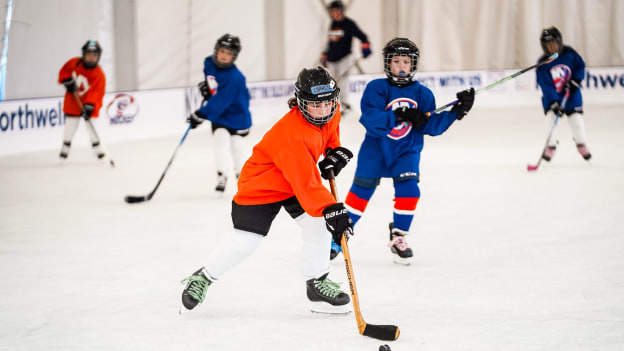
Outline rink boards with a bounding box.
[1,66,622,156]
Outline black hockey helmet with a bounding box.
[327,0,345,11]
[81,40,102,69]
[540,26,563,55]
[213,34,241,68]
[383,38,419,86]
[295,67,340,127]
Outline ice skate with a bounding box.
[215,172,227,195]
[180,267,213,313]
[541,146,556,162]
[576,143,592,161]
[92,141,106,159]
[306,273,351,314]
[59,141,71,159]
[329,238,342,260]
[388,222,413,265]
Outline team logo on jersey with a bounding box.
[385,97,417,140]
[106,93,139,124]
[206,75,218,96]
[328,29,345,42]
[73,72,90,96]
[549,64,572,93]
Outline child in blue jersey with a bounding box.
[187,34,253,194]
[330,38,475,264]
[536,26,591,162]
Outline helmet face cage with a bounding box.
[295,68,340,127]
[296,93,340,127]
[213,34,241,68]
[383,38,419,86]
[81,40,102,68]
[540,27,563,55]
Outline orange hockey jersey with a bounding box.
[233,106,342,217]
[58,57,106,117]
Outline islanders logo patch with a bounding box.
[549,64,572,93]
[385,97,418,140]
[106,93,139,124]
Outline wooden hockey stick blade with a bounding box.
[362,323,400,341]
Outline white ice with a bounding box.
[1,101,624,351]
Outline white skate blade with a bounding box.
[310,301,352,315]
[392,254,412,266]
[179,303,198,315]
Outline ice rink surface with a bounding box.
[1,102,623,350]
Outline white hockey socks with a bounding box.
[213,128,232,175]
[204,229,263,280]
[567,113,588,145]
[231,134,246,176]
[62,116,81,144]
[545,111,559,147]
[296,214,331,281]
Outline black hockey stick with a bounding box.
[426,52,559,116]
[72,91,115,167]
[328,171,400,341]
[124,125,192,204]
[527,89,570,171]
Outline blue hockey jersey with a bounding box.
[355,78,458,180]
[198,56,252,130]
[536,46,585,112]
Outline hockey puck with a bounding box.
[379,345,391,351]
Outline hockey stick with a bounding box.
[328,170,400,341]
[527,89,570,172]
[124,125,193,204]
[71,91,115,167]
[426,52,559,116]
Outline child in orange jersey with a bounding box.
[58,40,107,161]
[181,67,354,315]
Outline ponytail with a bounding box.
[287,96,297,109]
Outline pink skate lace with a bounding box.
[388,235,408,251]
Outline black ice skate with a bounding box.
[388,222,413,265]
[59,141,71,159]
[215,172,227,194]
[92,141,106,159]
[180,267,213,313]
[306,273,350,314]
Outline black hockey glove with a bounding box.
[198,80,212,100]
[547,101,564,116]
[81,104,95,120]
[451,87,475,120]
[565,79,581,95]
[62,77,76,93]
[318,147,353,180]
[323,203,353,246]
[394,106,428,128]
[187,110,206,129]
